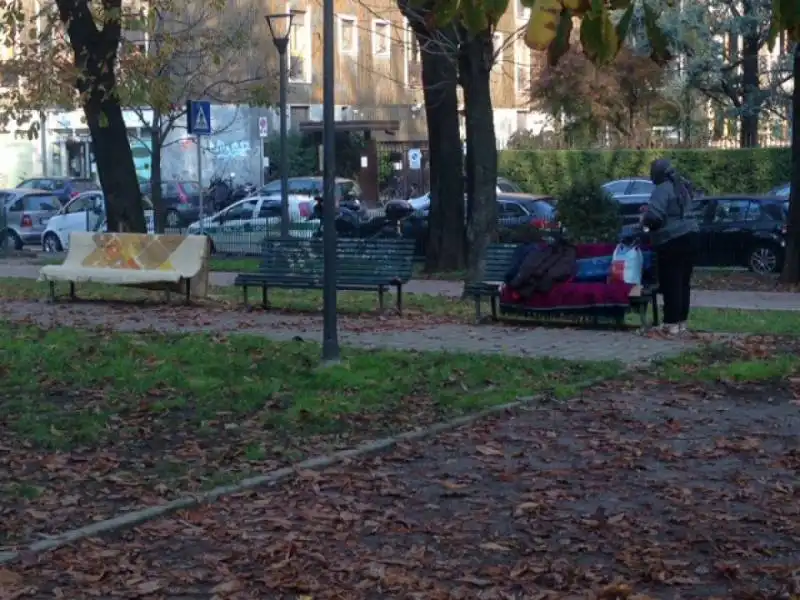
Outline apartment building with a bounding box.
[255,0,549,144]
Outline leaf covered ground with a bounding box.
[5,339,800,599]
[0,322,619,551]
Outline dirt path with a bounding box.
[6,378,799,599]
[0,299,692,362]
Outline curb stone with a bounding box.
[0,375,616,565]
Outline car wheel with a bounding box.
[748,245,780,274]
[166,210,181,229]
[3,229,23,251]
[42,233,63,253]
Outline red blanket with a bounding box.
[500,281,634,310]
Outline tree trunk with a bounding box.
[779,44,800,284]
[739,0,760,148]
[460,31,497,285]
[57,0,146,233]
[417,27,466,272]
[150,109,165,233]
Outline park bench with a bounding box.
[465,242,660,328]
[234,238,416,313]
[38,232,211,303]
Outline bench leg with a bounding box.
[242,286,248,308]
[185,279,191,305]
[490,295,498,321]
[261,286,269,309]
[651,293,660,327]
[395,284,403,315]
[474,296,482,324]
[378,286,385,311]
[48,281,56,302]
[69,282,75,300]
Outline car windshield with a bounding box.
[497,178,523,193]
[72,180,98,192]
[181,182,201,195]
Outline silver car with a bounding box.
[1,188,62,249]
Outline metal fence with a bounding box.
[376,141,430,202]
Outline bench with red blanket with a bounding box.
[465,242,659,326]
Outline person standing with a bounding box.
[641,158,699,336]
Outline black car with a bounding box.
[692,195,786,273]
[140,180,211,227]
[17,176,99,205]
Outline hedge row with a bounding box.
[498,148,791,196]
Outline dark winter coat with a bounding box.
[508,241,577,298]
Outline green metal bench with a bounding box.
[463,243,517,322]
[234,238,416,313]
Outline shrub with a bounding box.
[498,148,791,197]
[496,224,545,244]
[556,180,622,243]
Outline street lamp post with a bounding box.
[265,13,294,239]
[321,0,340,363]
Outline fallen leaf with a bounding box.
[475,445,504,456]
[479,542,512,552]
[211,579,243,595]
[0,568,23,586]
[134,580,164,596]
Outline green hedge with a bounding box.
[498,148,791,196]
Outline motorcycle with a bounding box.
[311,197,415,240]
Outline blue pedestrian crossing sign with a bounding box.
[187,100,211,135]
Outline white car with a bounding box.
[42,192,155,252]
[186,195,319,254]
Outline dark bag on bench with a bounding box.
[509,239,577,298]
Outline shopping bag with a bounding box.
[609,243,643,285]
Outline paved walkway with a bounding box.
[2,262,799,311]
[0,300,692,364]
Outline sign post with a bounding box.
[187,100,212,234]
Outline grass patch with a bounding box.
[0,322,621,452]
[652,340,800,383]
[686,307,800,335]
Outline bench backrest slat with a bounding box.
[258,238,415,284]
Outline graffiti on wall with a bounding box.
[161,105,273,186]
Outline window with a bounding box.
[373,20,391,58]
[628,180,654,195]
[65,196,94,214]
[714,199,750,223]
[288,9,311,83]
[220,199,258,221]
[492,33,503,71]
[23,195,59,211]
[404,22,421,88]
[603,180,629,196]
[338,16,357,55]
[514,38,531,95]
[497,178,521,193]
[258,202,281,219]
[500,202,525,217]
[744,201,763,221]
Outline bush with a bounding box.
[496,224,545,244]
[556,180,622,243]
[498,148,791,197]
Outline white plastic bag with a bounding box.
[609,243,643,285]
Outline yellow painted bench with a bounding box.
[38,232,211,303]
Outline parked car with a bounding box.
[17,176,99,205]
[140,180,209,228]
[496,177,525,193]
[42,192,155,252]
[186,195,319,254]
[769,182,790,198]
[0,189,62,249]
[691,195,787,273]
[602,178,655,226]
[259,177,362,202]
